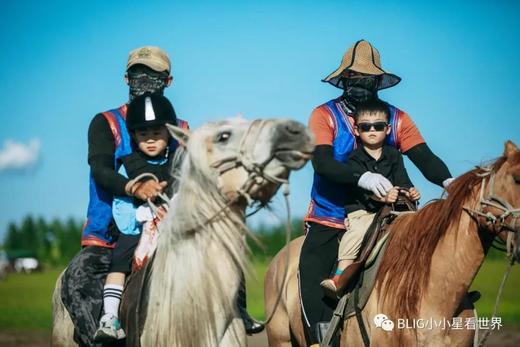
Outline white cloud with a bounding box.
[0,139,41,172]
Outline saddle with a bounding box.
[341,194,417,297]
[332,195,417,298]
[319,195,417,346]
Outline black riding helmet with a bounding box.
[126,92,177,131]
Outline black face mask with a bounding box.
[343,76,379,104]
[128,72,168,101]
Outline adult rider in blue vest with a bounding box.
[60,46,175,347]
[60,46,262,346]
[300,40,455,346]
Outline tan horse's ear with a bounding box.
[504,140,519,158]
[167,123,191,146]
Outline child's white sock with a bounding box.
[103,284,124,317]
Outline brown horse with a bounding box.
[265,140,520,347]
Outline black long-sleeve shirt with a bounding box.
[344,145,413,214]
[88,113,161,197]
[311,143,451,187]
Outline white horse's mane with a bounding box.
[141,123,248,346]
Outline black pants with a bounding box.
[298,222,344,344]
[110,234,140,273]
[61,246,112,347]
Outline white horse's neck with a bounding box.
[141,163,247,347]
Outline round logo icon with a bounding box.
[381,319,395,331]
[373,313,389,328]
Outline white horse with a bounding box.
[52,117,315,346]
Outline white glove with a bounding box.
[443,177,454,189]
[357,172,393,198]
[136,203,154,223]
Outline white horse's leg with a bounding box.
[51,270,77,347]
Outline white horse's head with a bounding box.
[167,118,315,206]
[142,118,314,347]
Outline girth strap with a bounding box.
[354,271,370,347]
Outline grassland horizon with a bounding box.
[0,257,518,333]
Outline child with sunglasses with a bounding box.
[320,99,420,297]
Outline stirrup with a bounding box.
[316,321,330,343]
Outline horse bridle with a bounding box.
[463,166,520,261]
[134,121,297,329]
[209,119,295,326]
[462,166,519,347]
[209,119,293,205]
[141,119,293,221]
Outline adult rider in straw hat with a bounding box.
[300,39,454,346]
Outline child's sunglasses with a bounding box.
[357,121,388,133]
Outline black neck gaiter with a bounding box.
[342,76,379,106]
[128,73,167,101]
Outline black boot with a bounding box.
[237,275,265,335]
[468,290,481,303]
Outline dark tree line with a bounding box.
[1,215,304,266]
[2,214,505,267]
[2,216,82,266]
[247,218,305,260]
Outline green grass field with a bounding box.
[0,258,518,332]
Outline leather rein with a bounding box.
[463,166,520,259]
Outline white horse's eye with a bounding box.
[216,131,231,143]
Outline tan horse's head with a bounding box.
[167,118,315,205]
[488,141,520,260]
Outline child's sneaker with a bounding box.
[93,313,126,341]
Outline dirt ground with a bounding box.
[0,329,519,346]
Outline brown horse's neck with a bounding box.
[422,205,488,319]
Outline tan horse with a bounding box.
[265,141,520,347]
[52,118,315,346]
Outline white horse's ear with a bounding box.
[167,123,191,146]
[504,140,519,158]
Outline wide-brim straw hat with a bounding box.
[322,40,401,90]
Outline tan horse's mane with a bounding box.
[375,155,508,320]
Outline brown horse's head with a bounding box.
[376,140,520,321]
[490,141,520,260]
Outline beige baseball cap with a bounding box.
[127,46,171,73]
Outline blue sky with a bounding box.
[0,0,519,240]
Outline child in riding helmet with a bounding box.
[320,99,421,298]
[94,92,177,341]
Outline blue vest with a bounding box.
[81,105,189,247]
[82,106,132,247]
[304,98,401,229]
